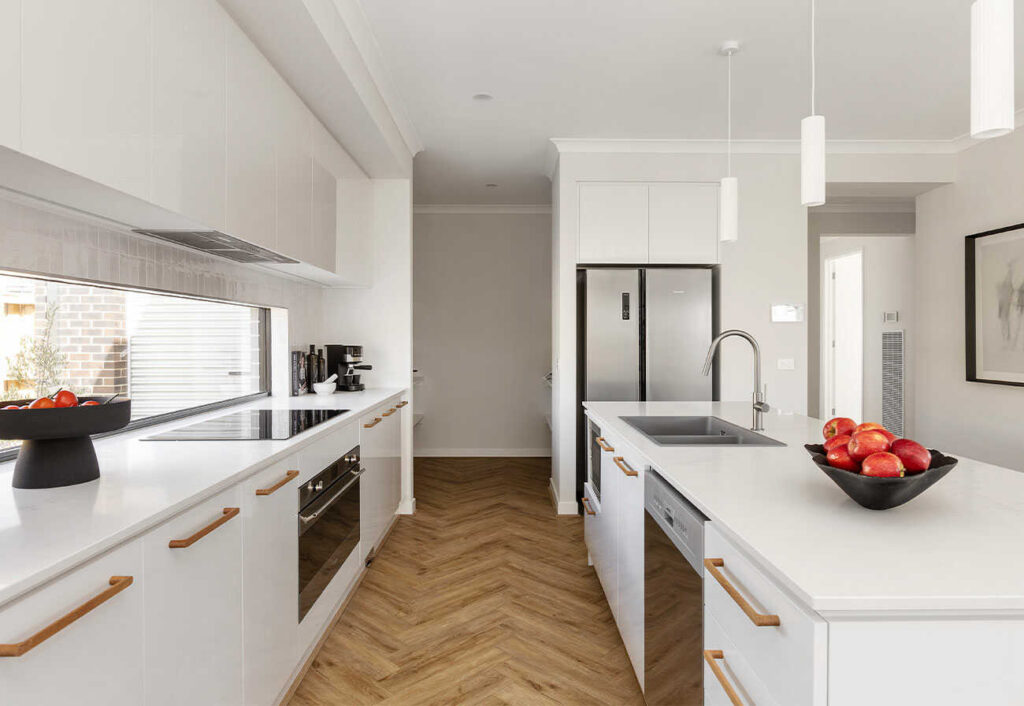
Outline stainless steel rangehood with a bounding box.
[131,229,298,265]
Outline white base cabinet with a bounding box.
[143,487,244,706]
[0,540,145,704]
[360,400,404,559]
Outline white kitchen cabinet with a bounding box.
[337,174,375,285]
[275,89,313,264]
[144,486,244,706]
[225,18,278,252]
[0,540,145,704]
[578,182,649,263]
[0,0,20,149]
[241,457,302,705]
[648,182,719,264]
[613,446,645,687]
[360,401,403,559]
[312,158,339,273]
[151,0,227,230]
[21,0,152,200]
[704,610,780,706]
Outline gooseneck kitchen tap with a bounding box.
[701,329,770,431]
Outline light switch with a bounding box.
[777,358,796,371]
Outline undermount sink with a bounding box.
[620,415,786,447]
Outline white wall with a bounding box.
[916,129,1024,470]
[819,235,915,429]
[412,210,552,456]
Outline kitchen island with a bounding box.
[585,400,1024,706]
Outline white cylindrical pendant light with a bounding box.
[719,176,739,242]
[971,0,1014,139]
[801,115,826,207]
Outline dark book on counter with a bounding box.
[291,351,308,396]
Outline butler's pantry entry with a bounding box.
[822,250,864,421]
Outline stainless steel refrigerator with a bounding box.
[577,267,716,504]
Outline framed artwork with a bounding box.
[966,223,1024,387]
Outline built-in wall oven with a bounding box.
[298,446,363,621]
[587,420,603,501]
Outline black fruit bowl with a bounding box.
[804,444,958,511]
[0,398,131,489]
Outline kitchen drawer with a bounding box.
[298,419,359,484]
[582,481,599,563]
[704,524,827,706]
[704,610,779,706]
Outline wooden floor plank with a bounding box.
[288,457,643,705]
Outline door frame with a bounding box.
[820,249,864,420]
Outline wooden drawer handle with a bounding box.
[168,508,239,548]
[395,401,408,408]
[0,576,134,658]
[703,650,743,706]
[581,497,596,515]
[382,408,397,417]
[255,470,299,496]
[364,417,382,429]
[704,558,781,627]
[596,436,615,453]
[613,456,638,477]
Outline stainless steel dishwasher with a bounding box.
[644,468,706,705]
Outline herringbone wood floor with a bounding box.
[289,457,645,705]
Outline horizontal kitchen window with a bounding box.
[0,271,269,458]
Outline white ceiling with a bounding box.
[360,0,1019,204]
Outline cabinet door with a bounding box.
[0,0,19,149]
[144,487,244,706]
[614,451,645,688]
[275,91,313,264]
[597,447,621,618]
[360,408,389,558]
[385,404,403,521]
[0,540,144,704]
[311,157,339,272]
[578,182,649,263]
[241,459,302,705]
[22,0,151,200]
[648,182,719,264]
[151,0,227,230]
[225,20,277,251]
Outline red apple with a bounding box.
[826,444,860,472]
[28,397,55,409]
[890,439,932,473]
[824,434,851,452]
[823,417,857,440]
[877,429,897,444]
[854,422,886,435]
[1,405,20,410]
[848,430,891,462]
[861,452,905,478]
[53,390,78,408]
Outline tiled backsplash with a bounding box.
[0,193,323,344]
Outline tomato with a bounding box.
[28,397,55,409]
[1,405,20,410]
[53,390,78,408]
[80,400,101,406]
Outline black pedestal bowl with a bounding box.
[0,398,132,489]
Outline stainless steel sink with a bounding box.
[620,416,786,447]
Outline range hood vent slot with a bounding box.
[132,229,298,265]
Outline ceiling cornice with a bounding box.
[550,137,965,156]
[414,204,552,215]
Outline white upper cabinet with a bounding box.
[648,182,719,264]
[312,158,339,273]
[21,0,152,201]
[0,0,20,149]
[225,19,278,252]
[578,182,649,263]
[577,181,720,265]
[274,87,313,265]
[151,0,227,231]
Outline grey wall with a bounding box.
[807,211,916,418]
[413,211,552,456]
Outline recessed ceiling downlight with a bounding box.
[472,93,494,101]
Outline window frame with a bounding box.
[0,269,272,463]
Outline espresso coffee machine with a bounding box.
[325,345,372,392]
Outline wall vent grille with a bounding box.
[882,330,905,437]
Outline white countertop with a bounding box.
[585,401,1024,614]
[0,388,406,607]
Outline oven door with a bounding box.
[588,421,602,500]
[298,467,362,621]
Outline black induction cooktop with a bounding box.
[144,409,348,441]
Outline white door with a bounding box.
[241,458,302,705]
[823,251,864,420]
[144,487,244,706]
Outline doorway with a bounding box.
[822,251,863,420]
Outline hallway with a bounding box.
[288,457,644,705]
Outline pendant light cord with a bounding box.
[810,0,816,115]
[727,50,733,176]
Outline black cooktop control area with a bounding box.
[144,409,347,441]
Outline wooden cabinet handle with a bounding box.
[596,436,615,453]
[581,497,596,515]
[613,456,638,477]
[255,470,299,496]
[0,576,134,658]
[703,650,743,706]
[395,401,408,408]
[704,558,781,627]
[382,408,397,417]
[168,507,239,549]
[364,417,382,429]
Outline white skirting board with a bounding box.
[414,448,552,457]
[549,476,580,515]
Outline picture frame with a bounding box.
[966,223,1024,387]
